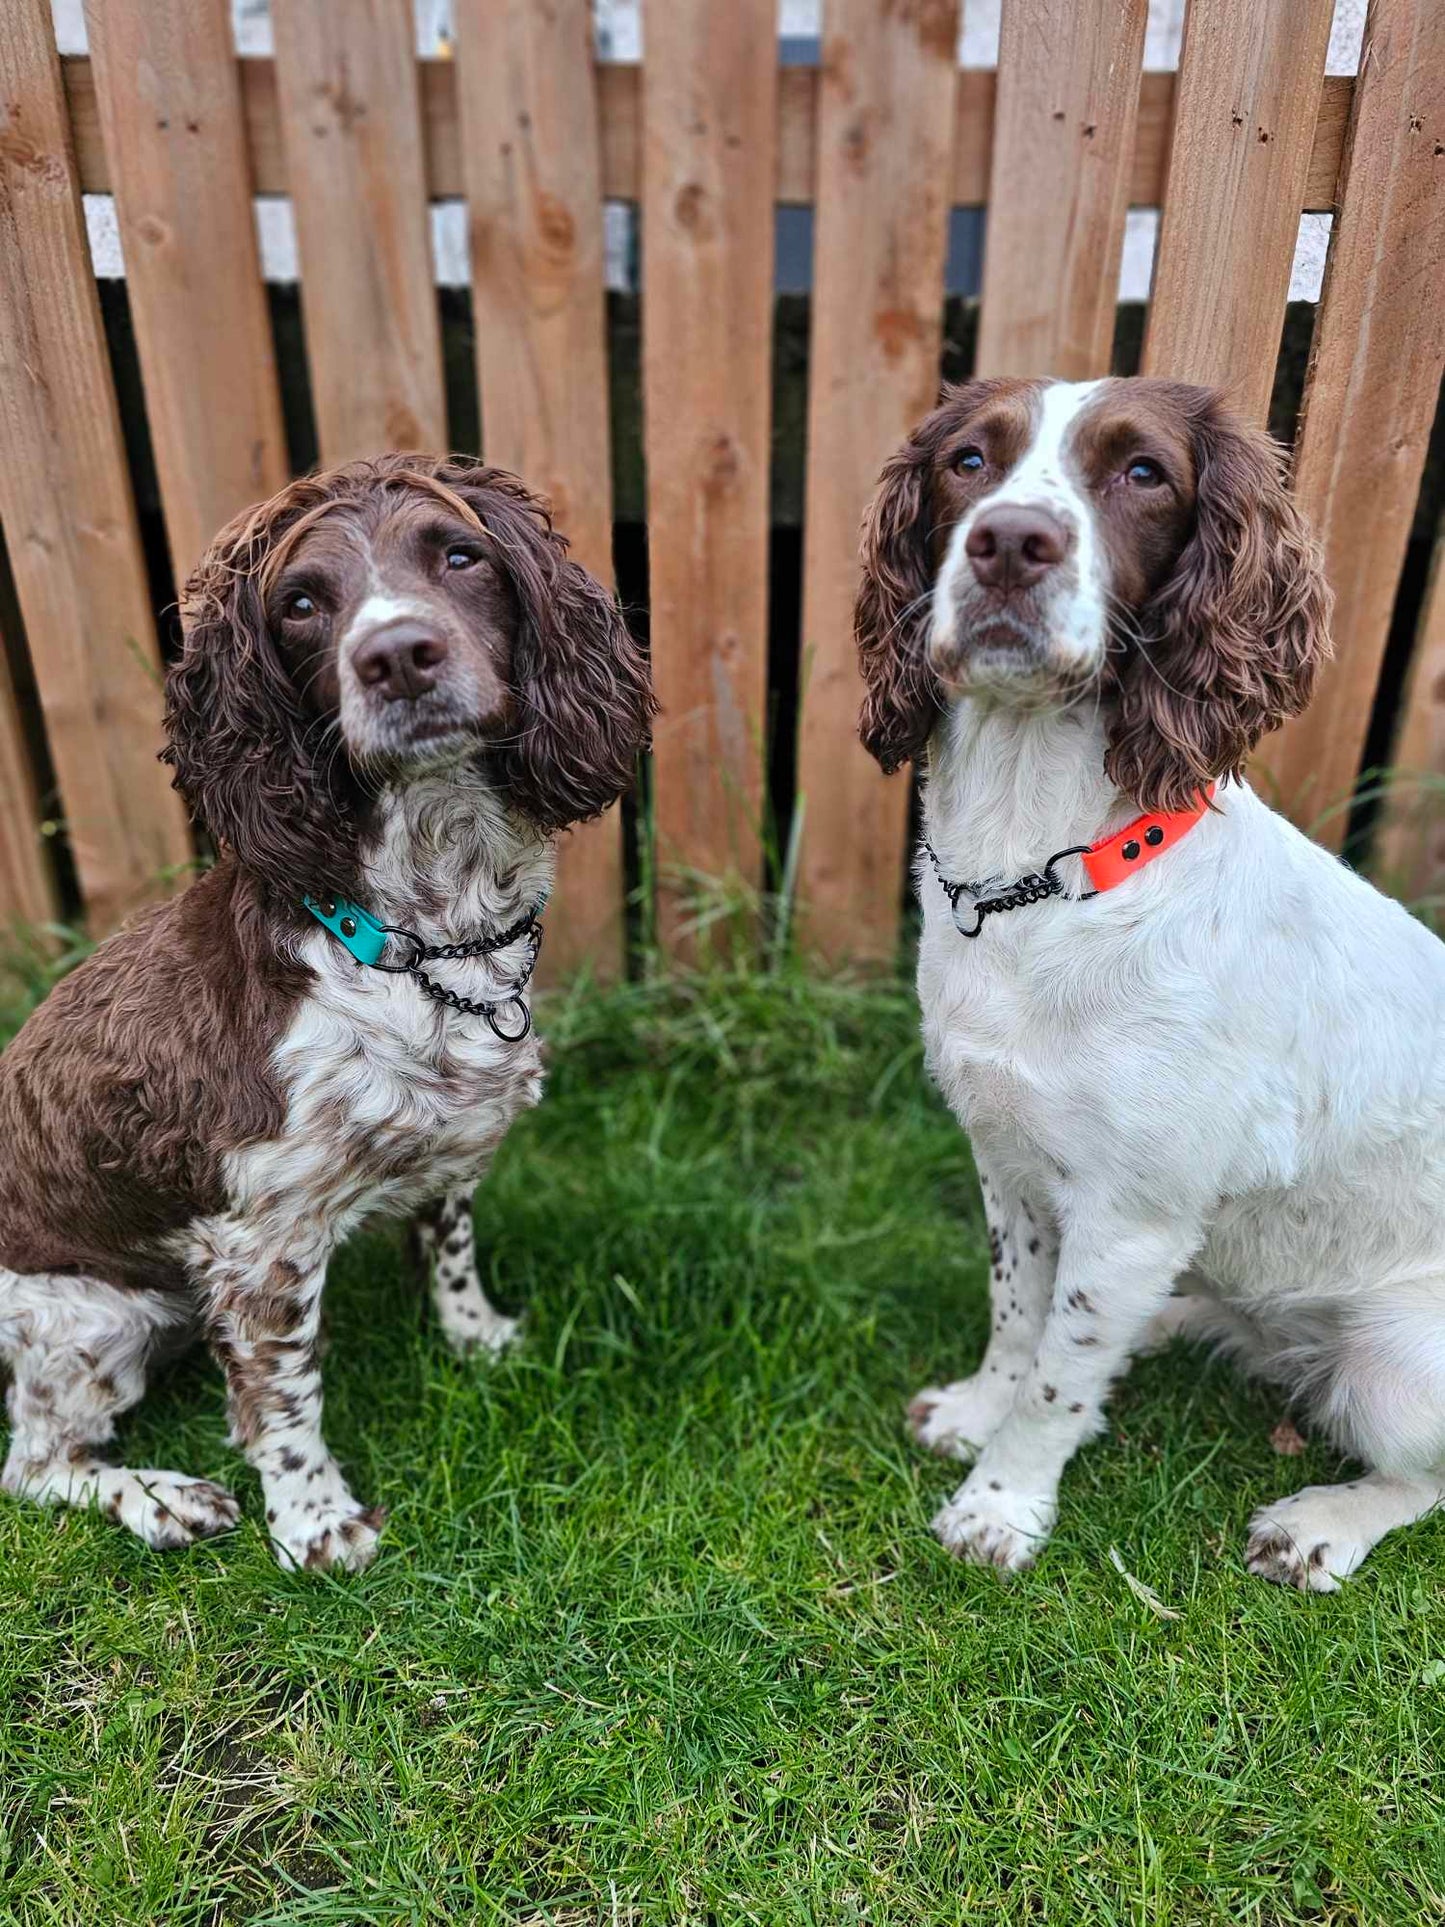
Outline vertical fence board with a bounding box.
[271,0,446,465]
[0,625,55,930]
[1254,0,1445,838]
[83,0,287,584]
[1377,533,1445,902]
[456,0,623,977]
[977,0,1146,379]
[793,0,960,964]
[641,0,777,945]
[1142,0,1334,421]
[0,0,191,930]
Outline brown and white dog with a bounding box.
[0,455,653,1570]
[861,377,1445,1589]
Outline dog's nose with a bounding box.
[352,621,450,702]
[965,505,1071,594]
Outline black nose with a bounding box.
[353,621,450,702]
[965,505,1071,594]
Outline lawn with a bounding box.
[0,949,1442,1924]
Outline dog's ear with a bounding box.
[433,462,655,830]
[164,486,364,904]
[1105,392,1333,812]
[856,423,947,774]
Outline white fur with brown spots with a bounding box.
[0,457,653,1571]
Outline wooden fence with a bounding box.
[0,0,1443,974]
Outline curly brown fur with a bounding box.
[1,453,653,1569]
[857,381,1039,774]
[1104,395,1332,811]
[416,464,656,830]
[164,454,654,905]
[0,859,304,1292]
[853,378,1331,808]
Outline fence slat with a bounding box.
[641,0,777,941]
[792,0,960,964]
[0,626,56,930]
[453,0,623,979]
[0,0,191,930]
[977,0,1146,378]
[1377,534,1445,901]
[84,0,287,584]
[271,0,446,465]
[1142,0,1335,421]
[1254,0,1445,838]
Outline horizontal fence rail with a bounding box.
[0,0,1441,969]
[60,57,1357,215]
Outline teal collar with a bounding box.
[301,890,546,1041]
[302,895,392,967]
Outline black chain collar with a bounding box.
[922,840,1096,939]
[365,908,543,1040]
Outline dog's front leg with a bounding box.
[907,1158,1058,1459]
[204,1245,381,1572]
[413,1187,521,1357]
[931,1214,1199,1572]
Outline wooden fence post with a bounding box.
[641,0,777,951]
[976,0,1147,380]
[271,0,447,466]
[792,0,959,965]
[455,0,626,978]
[1377,533,1445,904]
[0,620,56,931]
[0,0,191,931]
[1253,0,1445,838]
[83,0,288,585]
[1142,0,1335,422]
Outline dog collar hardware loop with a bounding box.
[302,893,545,1041]
[925,786,1214,939]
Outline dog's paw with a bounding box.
[932,1479,1056,1572]
[440,1306,523,1360]
[907,1376,1014,1461]
[271,1499,385,1574]
[120,1471,241,1550]
[1245,1487,1371,1593]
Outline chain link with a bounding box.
[923,841,1094,939]
[375,912,543,1040]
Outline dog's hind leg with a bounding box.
[1246,1470,1443,1592]
[1246,1278,1445,1590]
[413,1187,520,1358]
[1138,1282,1262,1361]
[0,1269,237,1547]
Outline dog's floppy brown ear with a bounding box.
[432,461,655,830]
[1105,392,1332,812]
[856,431,945,774]
[164,484,366,904]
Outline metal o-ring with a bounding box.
[1145,824,1165,847]
[487,998,532,1043]
[1122,839,1141,861]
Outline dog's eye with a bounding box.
[953,447,986,474]
[445,546,482,571]
[282,591,317,621]
[1124,458,1164,487]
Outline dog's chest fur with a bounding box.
[915,705,1136,1155]
[221,776,552,1239]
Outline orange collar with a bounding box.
[924,785,1214,938]
[1080,785,1215,893]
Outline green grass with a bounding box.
[1,953,1444,1924]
